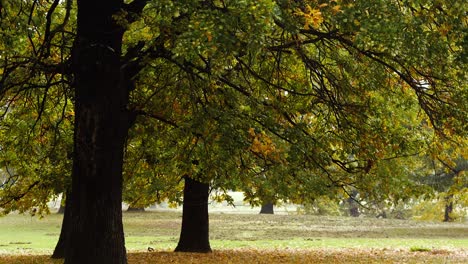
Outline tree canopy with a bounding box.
[0,0,466,262]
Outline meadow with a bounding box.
[0,211,466,263]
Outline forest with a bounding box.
[0,0,466,263]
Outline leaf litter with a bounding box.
[0,248,466,264]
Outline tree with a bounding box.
[346,189,360,217]
[418,151,468,222]
[64,0,131,261]
[1,0,146,262]
[175,176,211,253]
[259,202,274,214]
[106,0,467,252]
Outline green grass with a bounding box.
[0,211,467,255]
[410,246,432,252]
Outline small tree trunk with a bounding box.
[444,195,454,222]
[52,189,72,259]
[259,202,274,214]
[127,207,145,212]
[349,205,359,217]
[175,177,211,253]
[347,190,360,217]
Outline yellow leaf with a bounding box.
[205,31,213,42]
[248,127,256,137]
[331,5,342,14]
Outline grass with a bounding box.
[410,246,432,252]
[0,211,466,263]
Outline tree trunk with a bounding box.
[444,194,454,222]
[64,1,131,263]
[51,189,71,259]
[175,177,211,253]
[259,201,274,214]
[127,206,145,212]
[349,204,359,217]
[347,190,360,217]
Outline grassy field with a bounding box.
[0,211,466,263]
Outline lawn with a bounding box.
[0,211,466,263]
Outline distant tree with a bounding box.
[260,202,274,215]
[346,189,360,217]
[419,156,468,222]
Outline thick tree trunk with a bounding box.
[51,189,71,259]
[64,1,130,263]
[175,177,211,253]
[259,201,274,214]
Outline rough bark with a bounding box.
[175,177,212,253]
[64,1,131,263]
[259,202,274,214]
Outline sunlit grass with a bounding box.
[0,210,466,262]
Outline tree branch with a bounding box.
[123,0,150,23]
